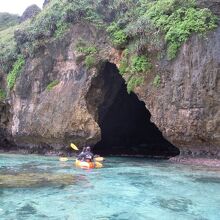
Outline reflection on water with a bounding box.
[0,154,220,220]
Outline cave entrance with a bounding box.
[90,62,179,158]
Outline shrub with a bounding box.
[153,75,161,88]
[127,76,144,94]
[118,50,152,92]
[0,89,6,101]
[76,38,98,55]
[85,55,96,69]
[77,45,97,55]
[54,21,69,39]
[75,39,98,68]
[107,22,128,48]
[0,25,18,73]
[119,49,129,75]
[165,8,217,59]
[7,56,25,90]
[130,55,152,73]
[146,0,218,59]
[119,59,128,75]
[111,30,128,48]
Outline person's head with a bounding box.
[86,146,91,152]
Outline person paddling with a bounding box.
[84,146,94,162]
[77,146,94,162]
[77,147,86,161]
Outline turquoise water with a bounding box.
[0,154,220,220]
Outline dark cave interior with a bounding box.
[92,62,180,158]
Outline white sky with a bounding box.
[0,0,45,15]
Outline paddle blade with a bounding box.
[70,143,79,151]
[94,157,104,162]
[95,162,103,168]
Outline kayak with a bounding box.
[75,159,103,169]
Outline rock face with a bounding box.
[0,101,11,148]
[43,0,50,8]
[10,24,104,152]
[20,5,41,23]
[136,27,220,158]
[197,0,220,16]
[0,4,219,158]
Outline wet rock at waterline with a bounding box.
[0,173,75,188]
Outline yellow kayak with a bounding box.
[75,159,103,169]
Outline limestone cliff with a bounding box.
[0,0,219,157]
[136,27,220,157]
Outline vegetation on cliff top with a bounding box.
[0,0,218,92]
[0,12,19,31]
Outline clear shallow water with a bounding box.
[0,154,220,220]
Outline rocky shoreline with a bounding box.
[170,156,220,167]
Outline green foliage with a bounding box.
[119,49,129,75]
[0,12,19,31]
[18,0,103,45]
[119,50,152,75]
[146,0,218,59]
[75,39,98,68]
[0,26,18,72]
[119,59,129,75]
[7,56,25,90]
[85,55,96,69]
[153,75,161,88]
[118,50,151,92]
[112,30,128,48]
[54,21,69,39]
[130,55,152,73]
[127,76,144,94]
[0,0,218,83]
[76,40,98,55]
[107,22,128,48]
[46,80,59,91]
[0,89,6,101]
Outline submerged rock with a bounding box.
[154,198,193,212]
[0,173,75,188]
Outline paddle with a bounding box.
[70,143,79,151]
[94,156,104,162]
[59,143,78,162]
[95,161,103,168]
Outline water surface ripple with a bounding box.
[0,154,220,220]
